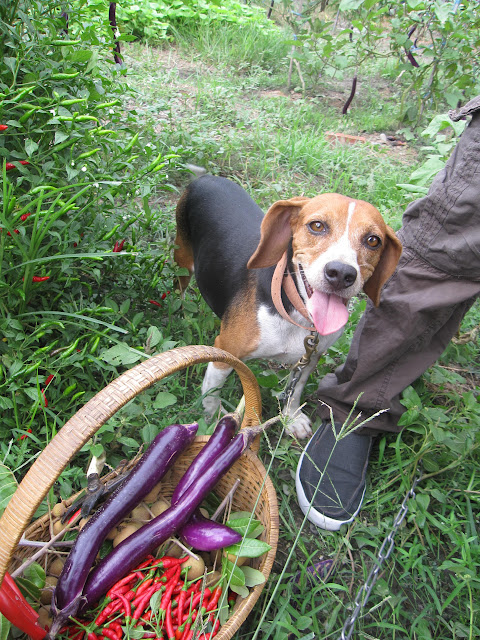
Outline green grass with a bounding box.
[2,11,479,640]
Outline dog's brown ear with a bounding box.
[363,226,402,306]
[247,197,309,269]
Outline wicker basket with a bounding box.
[0,345,279,640]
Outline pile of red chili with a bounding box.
[60,554,228,640]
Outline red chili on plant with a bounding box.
[40,374,55,408]
[149,299,162,307]
[5,160,30,171]
[112,239,126,252]
[0,125,8,131]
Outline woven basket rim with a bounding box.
[0,345,278,640]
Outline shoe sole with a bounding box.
[295,448,366,531]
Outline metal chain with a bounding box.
[339,468,423,640]
[279,331,320,404]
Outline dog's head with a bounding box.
[247,193,402,335]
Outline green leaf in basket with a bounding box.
[0,463,17,517]
[240,566,266,587]
[124,629,145,639]
[16,576,42,601]
[230,584,249,598]
[223,558,245,586]
[23,562,46,589]
[226,538,271,558]
[226,516,263,538]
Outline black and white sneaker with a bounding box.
[295,421,373,531]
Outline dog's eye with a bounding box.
[365,235,382,248]
[308,221,326,234]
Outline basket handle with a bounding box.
[0,345,261,584]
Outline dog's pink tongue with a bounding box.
[309,291,349,335]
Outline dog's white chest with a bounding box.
[249,304,341,365]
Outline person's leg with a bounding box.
[315,250,480,435]
[296,103,480,529]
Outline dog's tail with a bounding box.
[174,188,195,294]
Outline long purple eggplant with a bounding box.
[171,412,238,504]
[179,511,241,551]
[173,413,241,551]
[50,422,198,631]
[78,424,262,611]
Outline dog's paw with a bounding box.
[284,411,313,439]
[202,395,222,422]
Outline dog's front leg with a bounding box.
[202,361,233,420]
[283,352,321,439]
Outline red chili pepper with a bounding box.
[197,619,220,640]
[205,587,222,613]
[18,428,33,441]
[184,588,210,614]
[20,213,31,221]
[176,588,187,627]
[88,633,99,640]
[153,556,189,569]
[108,621,122,636]
[117,592,131,619]
[106,573,137,598]
[41,389,48,407]
[135,556,155,570]
[101,628,119,640]
[135,576,154,597]
[172,581,184,594]
[186,581,201,596]
[95,599,122,626]
[165,600,175,640]
[121,588,135,601]
[161,292,167,300]
[5,160,30,170]
[112,239,125,252]
[0,125,8,131]
[67,508,82,525]
[160,567,181,612]
[131,583,156,611]
[0,572,47,639]
[45,374,55,386]
[32,276,50,282]
[6,229,19,235]
[149,299,161,307]
[133,583,158,620]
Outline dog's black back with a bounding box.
[177,175,276,318]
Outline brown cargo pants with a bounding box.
[317,97,480,434]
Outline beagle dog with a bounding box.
[174,175,402,438]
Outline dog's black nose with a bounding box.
[324,261,357,290]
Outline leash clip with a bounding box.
[279,330,319,403]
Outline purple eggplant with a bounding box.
[78,424,262,611]
[171,412,238,504]
[50,422,198,631]
[172,413,241,551]
[179,511,241,551]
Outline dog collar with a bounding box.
[271,251,316,331]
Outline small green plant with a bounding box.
[116,0,275,44]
